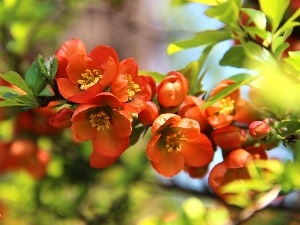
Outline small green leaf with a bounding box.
[139,70,165,83]
[220,46,249,68]
[202,74,258,109]
[258,0,290,33]
[205,0,241,29]
[0,86,20,98]
[44,56,58,82]
[0,71,33,95]
[167,29,231,54]
[25,55,48,96]
[178,61,200,95]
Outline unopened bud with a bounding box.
[249,121,271,140]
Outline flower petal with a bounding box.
[55,38,87,59]
[181,133,213,167]
[89,150,119,168]
[67,54,97,84]
[111,110,132,137]
[150,151,184,177]
[89,45,119,68]
[92,126,129,157]
[57,78,81,100]
[71,111,96,141]
[146,134,163,163]
[173,118,200,139]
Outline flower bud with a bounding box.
[138,101,159,126]
[157,71,188,108]
[49,107,74,128]
[249,120,271,140]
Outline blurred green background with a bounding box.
[0,0,300,224]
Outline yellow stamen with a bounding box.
[89,111,110,131]
[127,74,141,98]
[164,130,185,153]
[78,69,103,90]
[218,96,235,115]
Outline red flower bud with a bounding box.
[157,71,188,108]
[249,120,271,140]
[49,107,74,128]
[138,101,159,126]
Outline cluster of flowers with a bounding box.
[0,38,283,200]
[45,38,281,200]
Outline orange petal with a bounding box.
[68,84,103,103]
[71,112,96,141]
[173,118,200,139]
[55,38,87,59]
[151,113,181,135]
[208,162,227,190]
[224,148,252,168]
[92,126,129,157]
[150,151,184,177]
[90,150,118,168]
[111,110,132,137]
[89,45,119,68]
[67,54,97,84]
[181,133,213,167]
[146,134,163,163]
[57,78,81,100]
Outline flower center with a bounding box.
[218,96,235,115]
[164,130,185,152]
[127,74,141,98]
[89,111,110,131]
[78,69,103,90]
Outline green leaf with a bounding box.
[138,70,165,83]
[278,120,300,136]
[283,51,300,72]
[25,55,47,96]
[178,61,200,95]
[188,0,226,5]
[44,56,58,82]
[240,8,267,30]
[0,71,33,95]
[275,8,300,38]
[220,45,249,68]
[258,0,290,33]
[0,86,21,98]
[202,74,258,109]
[167,29,232,54]
[205,0,241,29]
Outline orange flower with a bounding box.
[57,44,119,103]
[55,38,87,80]
[204,79,240,129]
[146,113,213,177]
[208,146,267,199]
[71,92,132,157]
[157,71,188,108]
[211,125,247,151]
[178,95,209,131]
[110,58,152,113]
